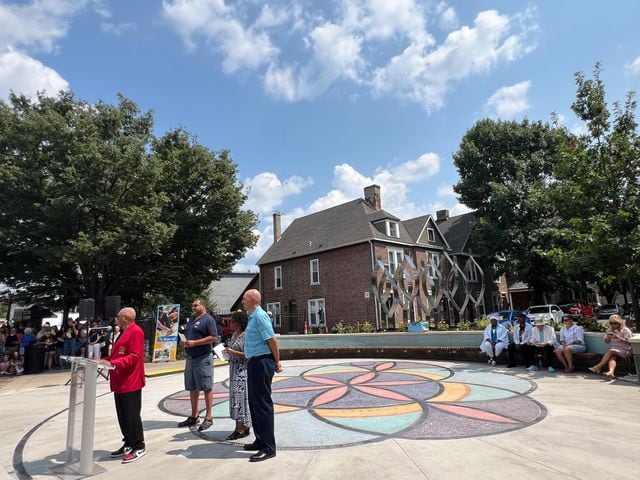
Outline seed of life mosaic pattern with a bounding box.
[160,361,547,450]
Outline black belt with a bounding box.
[249,354,273,361]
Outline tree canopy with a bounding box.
[0,92,258,316]
[453,64,639,314]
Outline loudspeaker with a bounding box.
[104,295,121,319]
[79,298,95,322]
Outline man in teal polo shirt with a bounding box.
[241,289,283,462]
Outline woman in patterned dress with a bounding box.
[223,310,252,440]
[589,314,633,379]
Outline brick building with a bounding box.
[257,185,496,333]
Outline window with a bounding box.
[427,228,435,243]
[388,248,404,274]
[386,221,399,238]
[274,266,282,289]
[466,260,478,282]
[310,259,320,285]
[266,302,281,327]
[428,252,440,278]
[308,298,326,327]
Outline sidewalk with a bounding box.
[1,358,639,480]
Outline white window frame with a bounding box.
[388,248,404,274]
[274,266,282,290]
[266,302,281,327]
[386,221,399,238]
[427,228,435,243]
[310,259,320,285]
[308,298,326,327]
[466,260,478,282]
[428,252,440,278]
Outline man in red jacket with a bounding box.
[100,307,146,464]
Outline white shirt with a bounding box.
[513,323,532,345]
[559,324,584,345]
[483,324,509,345]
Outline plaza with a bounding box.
[1,358,638,480]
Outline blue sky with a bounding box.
[1,0,640,272]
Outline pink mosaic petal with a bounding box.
[430,404,518,424]
[351,372,376,384]
[354,385,411,401]
[312,385,349,406]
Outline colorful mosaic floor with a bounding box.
[160,360,546,449]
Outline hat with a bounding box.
[488,315,499,322]
[533,318,546,326]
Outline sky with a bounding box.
[1,0,640,273]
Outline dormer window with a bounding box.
[427,228,435,243]
[386,221,399,238]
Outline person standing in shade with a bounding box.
[178,297,218,431]
[100,307,146,464]
[223,310,251,440]
[242,289,283,462]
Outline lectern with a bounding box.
[55,356,114,476]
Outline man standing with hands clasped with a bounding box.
[178,298,218,431]
[242,289,283,462]
[100,307,146,464]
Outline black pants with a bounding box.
[507,343,526,366]
[523,344,555,368]
[247,355,276,454]
[114,390,145,451]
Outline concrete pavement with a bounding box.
[1,359,639,480]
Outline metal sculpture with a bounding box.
[371,252,485,326]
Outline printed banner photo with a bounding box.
[153,303,180,362]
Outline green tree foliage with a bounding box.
[0,92,257,315]
[453,119,567,302]
[549,64,640,315]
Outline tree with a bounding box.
[549,64,640,317]
[453,119,568,302]
[0,92,258,316]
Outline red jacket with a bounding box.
[106,322,146,393]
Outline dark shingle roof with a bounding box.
[436,212,475,253]
[257,199,413,265]
[402,215,430,241]
[207,273,257,313]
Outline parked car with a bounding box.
[487,310,530,326]
[597,304,622,320]
[526,305,563,325]
[558,300,594,319]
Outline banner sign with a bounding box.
[152,303,180,362]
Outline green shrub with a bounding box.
[436,320,449,331]
[457,320,471,331]
[475,317,490,329]
[360,321,375,333]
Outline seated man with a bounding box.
[525,319,557,372]
[480,316,509,366]
[507,312,532,368]
[554,315,586,373]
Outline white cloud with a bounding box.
[0,0,85,53]
[435,2,459,31]
[625,56,640,76]
[163,2,536,109]
[437,184,455,197]
[373,9,536,111]
[0,48,69,100]
[162,0,279,73]
[242,172,313,215]
[485,80,531,119]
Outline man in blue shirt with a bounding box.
[178,298,218,431]
[241,289,283,462]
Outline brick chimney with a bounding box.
[364,184,381,211]
[273,212,281,243]
[436,209,449,222]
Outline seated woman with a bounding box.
[554,315,586,373]
[589,314,632,379]
[10,351,24,376]
[0,354,11,375]
[223,310,252,440]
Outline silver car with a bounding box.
[527,304,563,325]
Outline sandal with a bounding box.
[604,372,615,380]
[588,367,601,374]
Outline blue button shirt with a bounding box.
[244,306,275,358]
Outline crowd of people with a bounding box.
[0,318,116,375]
[481,312,634,377]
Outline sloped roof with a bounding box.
[436,212,475,253]
[402,214,450,250]
[207,273,257,313]
[257,199,414,265]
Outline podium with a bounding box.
[54,356,113,476]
